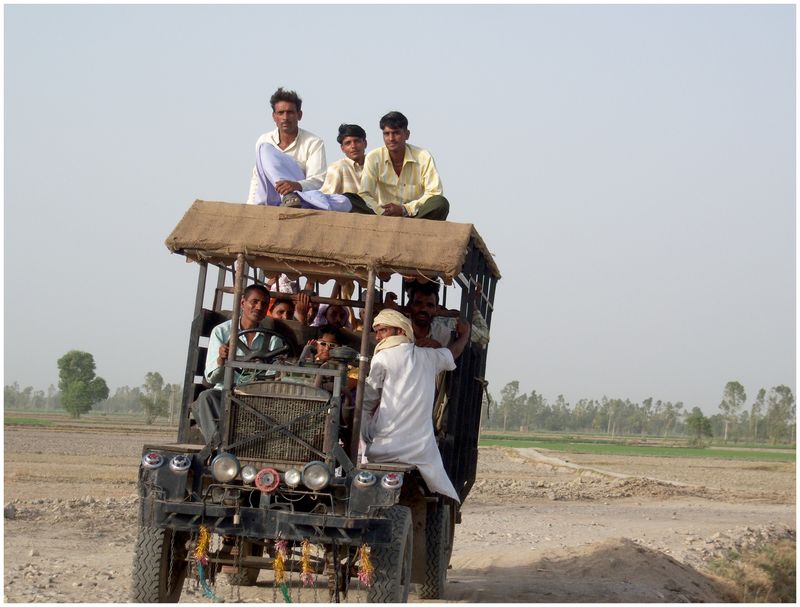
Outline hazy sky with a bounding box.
[4,4,795,415]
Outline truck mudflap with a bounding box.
[142,498,393,545]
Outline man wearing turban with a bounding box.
[361,309,470,502]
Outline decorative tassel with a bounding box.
[300,539,315,587]
[357,544,374,587]
[193,525,224,602]
[273,539,292,602]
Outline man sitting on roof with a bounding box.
[192,284,282,445]
[246,87,335,209]
[345,111,449,220]
[361,309,469,502]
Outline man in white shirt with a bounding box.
[247,87,327,206]
[192,285,279,444]
[362,309,470,502]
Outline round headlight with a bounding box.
[142,452,164,469]
[241,465,258,484]
[210,453,240,483]
[302,461,331,491]
[381,472,403,490]
[284,468,302,489]
[354,470,377,488]
[169,454,191,473]
[255,468,281,493]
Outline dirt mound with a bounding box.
[446,537,734,602]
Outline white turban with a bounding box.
[372,309,414,353]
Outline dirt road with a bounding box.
[3,426,795,602]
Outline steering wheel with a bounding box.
[235,328,291,363]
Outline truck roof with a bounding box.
[165,200,501,284]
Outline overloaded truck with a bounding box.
[131,201,500,602]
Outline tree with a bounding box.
[141,372,169,425]
[765,385,796,444]
[750,388,766,441]
[57,350,109,418]
[498,381,526,432]
[719,381,746,442]
[685,407,712,446]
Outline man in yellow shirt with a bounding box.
[319,124,367,195]
[345,112,450,220]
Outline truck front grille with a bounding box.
[227,383,331,464]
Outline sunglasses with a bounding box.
[316,340,338,348]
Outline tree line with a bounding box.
[484,380,796,445]
[5,350,181,424]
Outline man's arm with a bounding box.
[318,162,344,195]
[403,150,443,217]
[357,151,382,213]
[447,318,471,360]
[363,360,386,414]
[205,324,230,385]
[297,138,326,191]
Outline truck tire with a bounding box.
[130,525,188,602]
[225,540,263,586]
[367,505,413,603]
[418,503,454,599]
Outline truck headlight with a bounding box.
[284,468,302,488]
[210,453,240,483]
[241,465,258,484]
[302,461,330,491]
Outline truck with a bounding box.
[131,200,500,602]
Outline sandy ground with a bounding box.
[3,427,795,602]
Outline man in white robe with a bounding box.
[361,309,470,502]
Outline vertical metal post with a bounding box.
[178,262,208,442]
[350,268,376,462]
[219,254,247,450]
[224,254,247,387]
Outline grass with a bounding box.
[4,416,55,427]
[479,435,796,463]
[709,539,796,602]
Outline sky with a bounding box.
[4,4,796,416]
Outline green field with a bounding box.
[479,434,796,463]
[4,416,56,427]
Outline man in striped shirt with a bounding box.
[345,111,450,220]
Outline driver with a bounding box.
[192,284,279,444]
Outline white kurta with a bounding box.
[362,343,459,502]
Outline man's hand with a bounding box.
[217,344,230,366]
[455,317,471,339]
[381,203,404,217]
[293,292,311,323]
[275,180,302,195]
[415,336,443,349]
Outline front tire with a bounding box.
[130,525,188,602]
[367,505,413,602]
[419,502,454,598]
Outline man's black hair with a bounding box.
[336,124,367,144]
[243,284,270,299]
[405,279,440,304]
[270,87,302,112]
[379,111,408,131]
[317,324,344,344]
